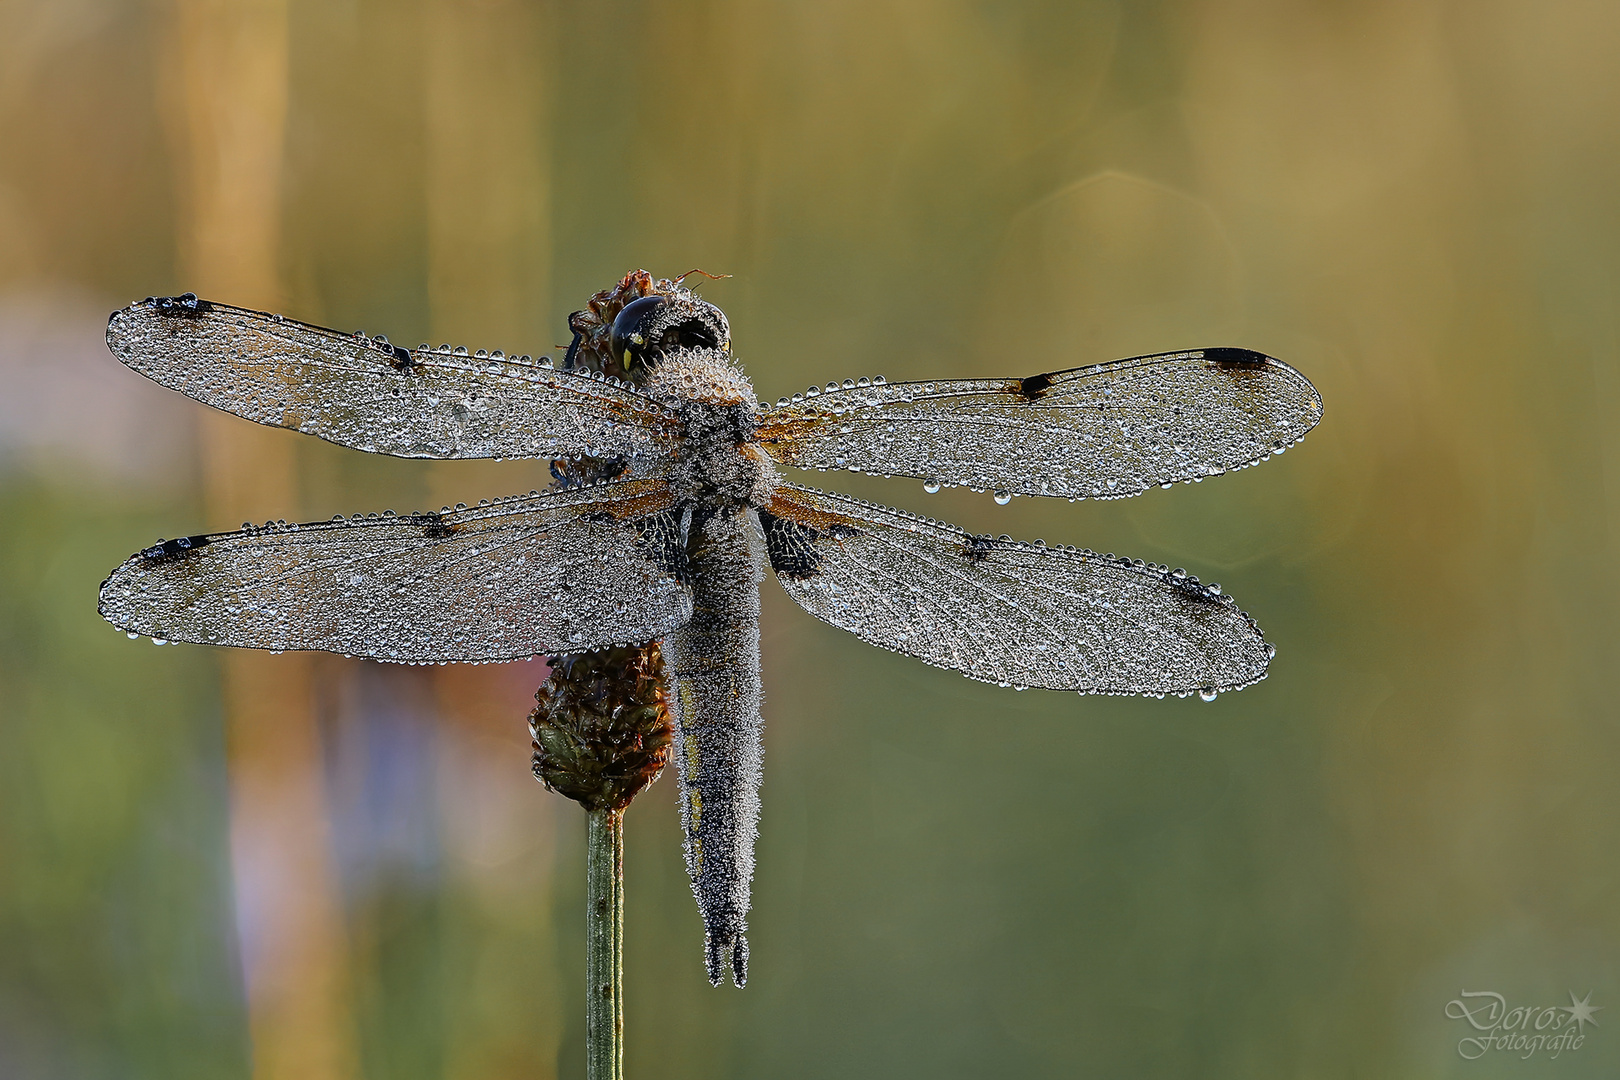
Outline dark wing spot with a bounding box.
[633,508,691,581]
[759,510,853,580]
[962,533,995,563]
[1161,569,1224,605]
[148,293,213,318]
[142,534,212,561]
[413,511,457,539]
[1018,372,1056,400]
[389,344,414,369]
[1201,347,1268,370]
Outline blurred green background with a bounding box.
[2,1,1617,1077]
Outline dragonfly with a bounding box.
[98,270,1322,987]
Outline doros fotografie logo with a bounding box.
[1444,989,1600,1061]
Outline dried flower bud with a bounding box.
[530,643,672,812]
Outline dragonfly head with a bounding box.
[609,294,731,380]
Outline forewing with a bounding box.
[761,484,1271,695]
[106,296,676,464]
[99,478,693,663]
[757,349,1321,499]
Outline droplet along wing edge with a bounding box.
[98,477,694,664]
[755,348,1323,500]
[760,483,1274,695]
[105,297,679,465]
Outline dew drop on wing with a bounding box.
[1199,688,1218,702]
[923,479,941,494]
[993,490,1011,505]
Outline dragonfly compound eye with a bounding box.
[610,294,731,374]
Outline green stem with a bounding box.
[586,807,625,1080]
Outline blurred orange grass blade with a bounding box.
[164,1,360,1077]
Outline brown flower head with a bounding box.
[529,642,673,813]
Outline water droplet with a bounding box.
[1199,688,1218,702]
[923,479,941,494]
[993,490,1011,505]
[126,632,140,640]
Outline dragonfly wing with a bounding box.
[99,478,693,663]
[757,349,1321,499]
[106,296,676,464]
[761,483,1272,694]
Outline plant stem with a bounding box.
[586,807,625,1080]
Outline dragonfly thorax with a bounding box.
[647,351,778,509]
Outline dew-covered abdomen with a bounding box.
[642,349,777,985]
[662,504,767,986]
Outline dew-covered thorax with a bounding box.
[549,268,778,506]
[645,350,778,508]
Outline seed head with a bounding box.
[530,643,672,812]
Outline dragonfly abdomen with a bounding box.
[663,505,766,987]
